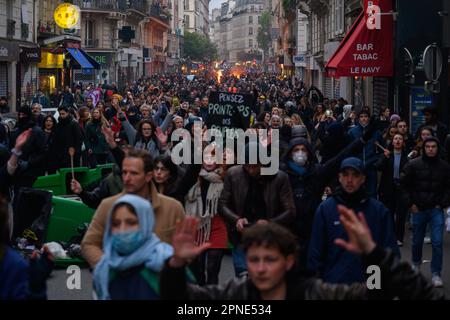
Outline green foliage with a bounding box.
[183,32,218,62]
[257,10,272,54]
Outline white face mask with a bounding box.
[292,150,308,166]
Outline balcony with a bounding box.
[7,19,16,38]
[38,20,58,38]
[128,0,148,15]
[21,23,29,40]
[153,45,164,53]
[149,3,171,25]
[84,38,99,48]
[73,0,127,12]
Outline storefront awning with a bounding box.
[66,48,100,69]
[325,0,393,78]
[67,48,93,69]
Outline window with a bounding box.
[249,39,253,47]
[184,15,190,28]
[249,16,253,24]
[184,0,189,11]
[249,27,253,35]
[85,20,95,42]
[251,5,254,12]
[335,0,344,35]
[258,16,261,24]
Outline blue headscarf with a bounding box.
[93,194,174,300]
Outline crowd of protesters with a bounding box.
[0,71,449,300]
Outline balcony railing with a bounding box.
[7,19,16,38]
[73,0,127,11]
[85,39,99,48]
[153,45,164,53]
[38,20,57,35]
[128,0,148,14]
[21,23,30,39]
[149,3,171,24]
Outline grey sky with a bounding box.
[210,0,225,13]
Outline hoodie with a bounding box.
[307,187,398,284]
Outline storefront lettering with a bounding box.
[351,66,381,74]
[26,52,39,58]
[353,53,378,61]
[94,56,106,64]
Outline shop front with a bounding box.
[38,50,64,96]
[325,0,394,112]
[0,40,20,104]
[85,52,115,85]
[38,44,100,96]
[18,47,41,106]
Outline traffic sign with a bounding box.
[423,44,443,81]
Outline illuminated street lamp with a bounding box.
[54,3,81,30]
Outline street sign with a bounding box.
[423,44,443,81]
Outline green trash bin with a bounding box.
[33,173,64,196]
[45,196,96,267]
[82,164,114,189]
[46,195,95,243]
[33,167,90,196]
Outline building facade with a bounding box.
[213,0,266,64]
[0,0,40,111]
[184,0,210,37]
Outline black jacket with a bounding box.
[160,246,444,300]
[9,125,47,187]
[49,116,83,169]
[218,166,296,245]
[400,154,450,210]
[281,138,364,242]
[376,150,409,199]
[79,165,123,209]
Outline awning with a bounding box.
[66,48,100,69]
[325,0,393,78]
[66,48,93,69]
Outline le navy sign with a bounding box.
[20,47,42,63]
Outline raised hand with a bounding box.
[334,205,376,255]
[101,124,116,148]
[15,128,32,150]
[155,127,168,145]
[169,217,211,268]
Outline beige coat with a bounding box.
[81,182,185,268]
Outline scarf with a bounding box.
[184,168,223,245]
[93,194,173,300]
[288,160,307,176]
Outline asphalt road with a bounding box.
[47,230,450,300]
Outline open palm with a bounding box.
[173,217,210,262]
[155,127,168,145]
[334,205,376,255]
[15,129,32,150]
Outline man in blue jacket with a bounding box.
[348,110,383,197]
[307,157,398,284]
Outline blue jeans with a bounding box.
[411,208,444,275]
[232,246,247,276]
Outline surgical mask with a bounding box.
[111,230,145,256]
[293,151,308,167]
